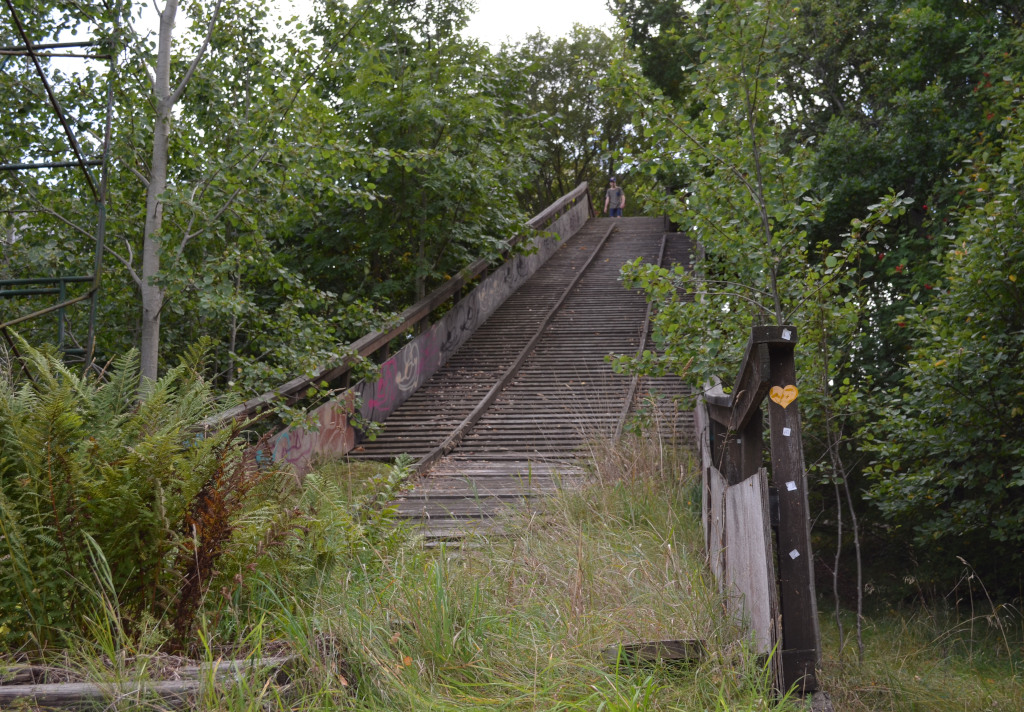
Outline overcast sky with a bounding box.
[464,0,616,47]
[263,0,617,46]
[132,1,616,49]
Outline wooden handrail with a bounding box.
[204,183,592,429]
[698,323,820,695]
[704,325,795,431]
[525,182,591,229]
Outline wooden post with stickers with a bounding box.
[761,325,820,693]
[698,325,821,697]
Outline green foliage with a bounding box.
[500,26,635,214]
[0,336,416,652]
[614,0,882,384]
[225,456,413,597]
[820,599,1023,712]
[863,55,1024,573]
[0,338,266,649]
[296,0,532,306]
[614,0,700,104]
[612,0,1024,591]
[317,438,788,711]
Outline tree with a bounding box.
[138,0,221,383]
[863,36,1024,580]
[294,0,532,306]
[3,0,398,395]
[614,0,1023,596]
[500,27,634,214]
[613,0,698,104]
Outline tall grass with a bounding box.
[820,597,1023,711]
[263,430,789,711]
[3,389,1020,710]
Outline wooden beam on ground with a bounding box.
[0,657,292,709]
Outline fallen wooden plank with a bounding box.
[0,680,199,709]
[0,657,292,709]
[602,639,706,667]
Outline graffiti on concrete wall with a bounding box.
[270,394,356,475]
[270,198,591,473]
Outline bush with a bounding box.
[0,339,275,650]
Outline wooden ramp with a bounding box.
[350,217,694,538]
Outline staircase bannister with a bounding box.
[525,181,593,230]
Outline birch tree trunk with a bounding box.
[139,0,220,384]
[139,1,177,383]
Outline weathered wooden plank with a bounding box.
[724,469,779,655]
[0,657,291,709]
[705,342,770,434]
[694,396,713,550]
[615,232,668,441]
[415,223,618,472]
[601,639,706,666]
[708,464,727,590]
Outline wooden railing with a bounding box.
[694,325,820,695]
[205,183,594,472]
[205,183,594,430]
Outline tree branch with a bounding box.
[168,0,222,106]
[107,244,144,288]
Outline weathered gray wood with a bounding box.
[708,464,727,590]
[415,223,617,472]
[0,656,291,688]
[694,396,712,548]
[705,341,770,433]
[0,665,50,685]
[724,469,779,656]
[614,232,668,441]
[0,680,200,709]
[0,656,292,711]
[700,325,821,697]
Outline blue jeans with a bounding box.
[609,207,623,217]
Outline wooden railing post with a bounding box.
[699,325,822,697]
[761,325,820,693]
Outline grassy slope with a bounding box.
[275,435,1022,711]
[2,434,1020,710]
[278,439,788,711]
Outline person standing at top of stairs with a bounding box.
[603,176,625,217]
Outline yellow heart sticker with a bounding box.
[769,385,799,409]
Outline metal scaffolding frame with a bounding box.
[0,0,118,369]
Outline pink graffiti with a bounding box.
[364,360,398,411]
[272,399,356,475]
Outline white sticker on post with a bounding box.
[789,549,800,559]
[736,438,741,444]
[783,427,792,437]
[786,481,797,491]
[782,328,792,341]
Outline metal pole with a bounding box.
[86,0,119,371]
[1,0,100,201]
[58,279,66,351]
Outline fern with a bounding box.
[0,336,288,652]
[1,334,412,654]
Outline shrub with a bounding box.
[0,339,273,651]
